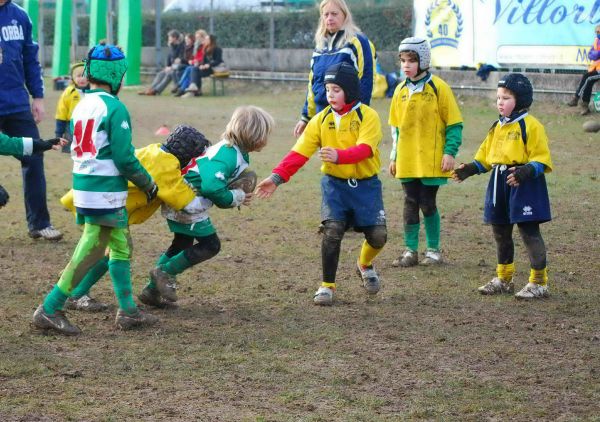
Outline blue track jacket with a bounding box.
[0,0,43,116]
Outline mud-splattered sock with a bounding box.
[42,285,69,314]
[496,262,515,282]
[108,259,137,313]
[162,251,192,276]
[404,223,420,252]
[529,267,548,286]
[70,256,109,298]
[358,240,382,268]
[424,211,441,250]
[146,253,170,290]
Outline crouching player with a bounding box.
[59,125,211,311]
[255,63,387,306]
[0,134,67,208]
[147,105,274,305]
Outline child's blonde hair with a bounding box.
[221,106,274,152]
[314,0,360,50]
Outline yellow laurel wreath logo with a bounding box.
[425,0,463,49]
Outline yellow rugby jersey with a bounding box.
[474,114,553,172]
[293,103,382,179]
[61,143,196,224]
[55,85,83,121]
[388,74,463,178]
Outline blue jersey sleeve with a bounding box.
[21,12,44,99]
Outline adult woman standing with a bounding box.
[293,0,377,137]
[183,34,224,98]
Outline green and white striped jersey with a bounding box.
[69,89,153,209]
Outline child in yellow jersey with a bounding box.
[388,37,463,267]
[55,61,89,153]
[256,62,386,306]
[453,73,553,299]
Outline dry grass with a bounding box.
[0,79,599,421]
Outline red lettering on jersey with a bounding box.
[72,119,97,157]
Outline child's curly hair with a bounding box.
[221,106,274,153]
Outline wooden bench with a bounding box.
[210,71,230,96]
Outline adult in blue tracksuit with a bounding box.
[0,0,61,240]
[293,0,377,138]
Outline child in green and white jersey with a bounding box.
[145,105,274,305]
[32,43,159,335]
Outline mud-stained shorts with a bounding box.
[320,174,386,228]
[483,165,551,225]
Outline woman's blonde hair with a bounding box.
[314,0,360,50]
[221,106,274,152]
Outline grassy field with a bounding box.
[0,79,599,421]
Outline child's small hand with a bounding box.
[255,178,278,199]
[52,138,68,150]
[319,147,338,163]
[388,161,396,177]
[242,192,253,206]
[293,120,307,138]
[441,154,455,172]
[506,164,535,187]
[452,163,465,182]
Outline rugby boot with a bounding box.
[115,308,159,330]
[32,304,81,336]
[356,261,381,294]
[149,267,178,302]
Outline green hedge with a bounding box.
[40,2,412,52]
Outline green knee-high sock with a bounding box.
[146,253,171,289]
[424,211,441,250]
[42,285,69,314]
[70,256,109,298]
[108,259,137,313]
[162,251,193,276]
[404,223,420,252]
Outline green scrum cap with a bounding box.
[84,43,128,95]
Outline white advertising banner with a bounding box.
[413,0,600,69]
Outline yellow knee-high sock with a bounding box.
[321,282,336,290]
[359,240,383,268]
[496,263,515,282]
[529,267,548,286]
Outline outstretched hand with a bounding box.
[255,177,278,199]
[49,138,68,150]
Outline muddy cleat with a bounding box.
[392,250,418,267]
[478,277,515,295]
[566,96,579,107]
[149,267,178,302]
[29,226,63,241]
[515,282,549,299]
[115,308,159,330]
[356,261,380,294]
[138,286,177,309]
[32,304,81,336]
[313,286,334,306]
[64,295,108,312]
[580,102,591,116]
[421,248,443,265]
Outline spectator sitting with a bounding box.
[174,29,207,96]
[171,33,195,93]
[182,34,223,98]
[139,29,184,96]
[567,24,600,115]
